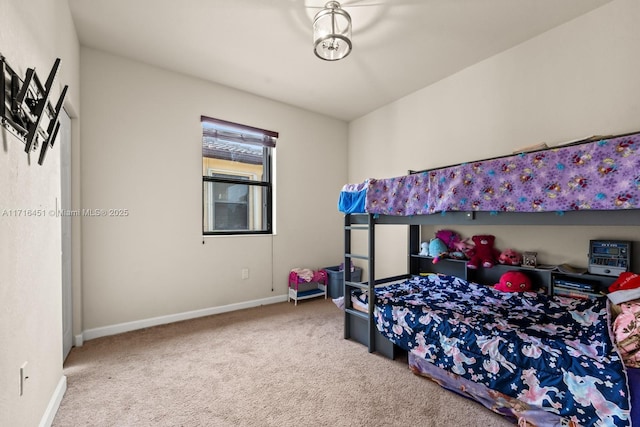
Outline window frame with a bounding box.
[201,116,276,236]
[206,169,255,232]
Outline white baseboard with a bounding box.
[81,295,288,342]
[39,375,67,427]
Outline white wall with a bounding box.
[0,1,80,426]
[349,0,640,278]
[79,48,348,331]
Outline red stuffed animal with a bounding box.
[494,271,532,292]
[467,234,499,269]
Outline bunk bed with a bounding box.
[338,132,640,426]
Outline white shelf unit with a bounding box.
[288,282,327,305]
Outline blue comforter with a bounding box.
[359,274,631,426]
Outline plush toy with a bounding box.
[498,249,522,266]
[435,229,461,251]
[428,238,449,263]
[494,271,532,292]
[451,237,474,260]
[466,234,499,269]
[434,229,473,260]
[419,242,430,256]
[448,250,468,260]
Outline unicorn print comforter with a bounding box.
[357,274,631,426]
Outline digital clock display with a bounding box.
[593,246,620,255]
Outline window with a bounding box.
[202,116,277,235]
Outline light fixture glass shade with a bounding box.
[313,1,352,61]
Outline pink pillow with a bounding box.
[613,300,640,368]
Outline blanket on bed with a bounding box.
[355,274,631,426]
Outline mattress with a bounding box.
[353,274,631,426]
[408,352,571,426]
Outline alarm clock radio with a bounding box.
[588,240,631,277]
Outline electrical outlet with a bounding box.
[19,361,28,396]
[241,268,249,280]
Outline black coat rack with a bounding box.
[1,55,68,165]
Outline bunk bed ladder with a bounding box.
[343,213,381,354]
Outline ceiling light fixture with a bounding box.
[313,1,352,61]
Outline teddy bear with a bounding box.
[466,234,499,269]
[498,248,522,266]
[494,271,532,292]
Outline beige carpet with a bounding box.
[52,298,514,427]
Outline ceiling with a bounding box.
[67,0,612,121]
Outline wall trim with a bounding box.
[39,375,67,427]
[81,295,288,342]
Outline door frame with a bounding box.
[60,109,72,361]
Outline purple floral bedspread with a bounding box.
[356,274,631,426]
[339,133,640,215]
